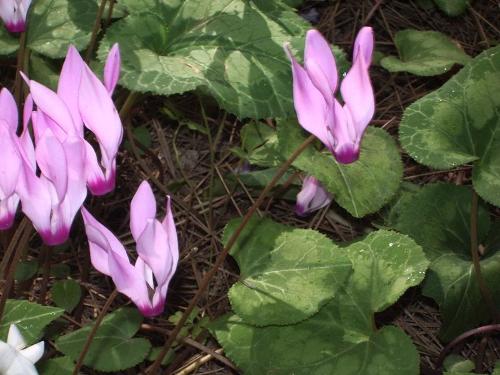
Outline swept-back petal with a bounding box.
[0,195,19,230]
[0,0,30,33]
[0,123,22,199]
[57,45,85,135]
[24,76,77,135]
[104,43,120,94]
[295,176,331,216]
[0,88,18,130]
[7,325,26,351]
[340,28,374,138]
[22,94,32,132]
[130,181,157,240]
[284,43,331,148]
[353,26,374,65]
[162,196,179,270]
[304,29,337,101]
[78,65,123,163]
[20,342,44,364]
[35,130,68,202]
[0,342,38,375]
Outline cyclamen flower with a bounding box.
[0,324,44,375]
[295,176,331,216]
[0,89,23,229]
[22,43,123,195]
[0,0,31,33]
[285,27,375,164]
[82,181,179,317]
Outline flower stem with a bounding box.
[85,0,108,63]
[13,31,27,109]
[118,91,140,121]
[0,218,32,321]
[469,190,499,321]
[146,134,316,373]
[72,288,118,374]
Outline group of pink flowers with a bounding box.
[0,43,179,317]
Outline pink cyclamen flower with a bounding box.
[0,0,31,33]
[0,89,22,229]
[295,176,331,216]
[285,27,374,164]
[16,106,88,245]
[81,181,179,317]
[22,43,123,196]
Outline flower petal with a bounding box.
[304,29,337,102]
[130,181,157,240]
[284,43,331,148]
[57,45,85,135]
[0,123,22,199]
[7,325,26,351]
[339,27,374,139]
[0,88,18,131]
[104,43,120,94]
[295,176,331,216]
[20,342,44,364]
[162,196,179,272]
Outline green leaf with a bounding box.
[393,183,500,341]
[239,122,283,167]
[0,300,64,344]
[51,280,82,313]
[27,0,97,58]
[0,26,19,55]
[29,53,59,90]
[14,260,38,282]
[380,29,471,76]
[212,230,426,374]
[98,0,346,119]
[399,45,500,206]
[56,308,151,372]
[39,356,74,375]
[224,216,351,326]
[444,354,475,373]
[278,119,403,217]
[433,0,469,16]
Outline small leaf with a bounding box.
[27,0,97,58]
[394,183,499,341]
[399,45,500,207]
[51,280,82,313]
[14,260,38,282]
[380,29,471,76]
[278,119,403,218]
[0,300,64,344]
[443,354,475,373]
[0,26,19,55]
[433,0,469,16]
[224,216,351,326]
[39,356,74,375]
[98,0,347,119]
[56,308,151,372]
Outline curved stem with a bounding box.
[118,91,140,121]
[435,323,500,371]
[72,289,118,374]
[146,134,316,373]
[85,0,108,62]
[0,218,32,321]
[14,32,27,108]
[470,190,499,321]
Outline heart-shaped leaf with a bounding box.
[56,308,151,372]
[224,216,351,326]
[400,45,500,206]
[394,183,500,341]
[27,0,97,58]
[278,119,403,217]
[0,300,64,344]
[98,0,347,119]
[380,29,471,76]
[51,279,81,313]
[212,229,427,374]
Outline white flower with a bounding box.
[0,324,44,375]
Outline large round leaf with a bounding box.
[27,0,97,58]
[224,216,351,326]
[212,229,427,374]
[380,29,471,76]
[400,45,500,206]
[97,0,347,119]
[394,183,500,341]
[278,119,403,218]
